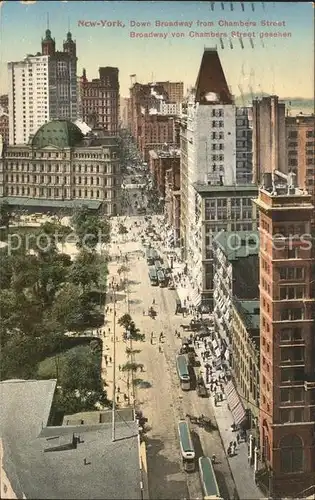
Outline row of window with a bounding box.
[4,164,116,174]
[5,186,115,199]
[4,174,114,184]
[205,197,253,208]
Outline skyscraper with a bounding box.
[8,29,78,145]
[255,172,315,498]
[80,67,119,135]
[252,96,286,184]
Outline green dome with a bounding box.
[32,120,84,149]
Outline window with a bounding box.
[280,347,304,363]
[281,367,305,382]
[280,435,303,473]
[280,327,303,343]
[280,409,304,424]
[280,388,290,402]
[288,131,298,139]
[280,309,304,321]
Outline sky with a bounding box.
[0,0,314,100]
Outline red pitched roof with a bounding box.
[195,49,233,105]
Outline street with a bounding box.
[105,216,237,500]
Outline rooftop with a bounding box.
[149,148,180,159]
[32,120,84,149]
[0,379,142,500]
[193,182,258,195]
[214,231,260,261]
[194,48,233,105]
[233,299,260,332]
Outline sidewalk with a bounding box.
[194,342,264,500]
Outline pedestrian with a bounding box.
[212,454,216,464]
[109,357,112,363]
[233,441,237,449]
[159,345,162,353]
[117,386,120,393]
[119,364,121,371]
[236,433,240,444]
[116,395,120,403]
[227,446,231,457]
[152,298,155,305]
[150,337,153,345]
[231,443,235,455]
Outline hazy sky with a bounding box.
[0,1,314,98]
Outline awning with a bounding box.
[224,349,230,361]
[215,347,221,358]
[234,402,247,426]
[191,288,201,307]
[225,381,247,426]
[212,339,218,349]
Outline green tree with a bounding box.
[68,249,99,291]
[0,200,12,230]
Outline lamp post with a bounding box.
[111,279,117,442]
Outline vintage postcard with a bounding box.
[0,2,314,500]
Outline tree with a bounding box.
[118,224,128,235]
[0,200,12,230]
[68,249,99,291]
[71,207,110,249]
[121,362,144,373]
[118,313,145,342]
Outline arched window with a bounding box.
[280,434,303,473]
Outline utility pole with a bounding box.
[111,280,117,442]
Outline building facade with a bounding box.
[212,231,259,348]
[0,94,9,144]
[286,115,315,226]
[148,148,180,198]
[120,97,129,129]
[8,29,78,145]
[187,184,258,309]
[128,81,183,160]
[180,48,237,282]
[231,299,260,429]
[80,67,119,135]
[235,107,253,184]
[0,120,121,215]
[252,95,286,184]
[255,172,315,498]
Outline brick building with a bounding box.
[148,148,180,198]
[80,67,119,135]
[286,114,315,226]
[254,171,315,498]
[129,81,183,160]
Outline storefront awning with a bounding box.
[191,288,201,307]
[225,381,246,426]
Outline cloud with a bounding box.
[20,1,37,4]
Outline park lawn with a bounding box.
[37,344,91,379]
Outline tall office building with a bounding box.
[286,115,315,226]
[180,48,236,264]
[255,172,315,498]
[8,29,78,145]
[80,67,119,135]
[252,96,286,184]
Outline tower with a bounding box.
[255,173,315,498]
[41,28,55,56]
[63,31,76,58]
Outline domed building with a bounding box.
[0,119,121,215]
